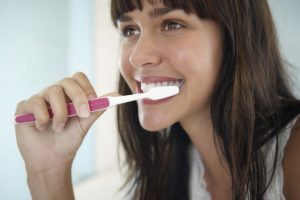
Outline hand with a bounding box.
[15,72,114,173]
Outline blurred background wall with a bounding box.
[269,0,300,96]
[0,0,121,199]
[0,0,299,199]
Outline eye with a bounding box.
[162,20,184,31]
[120,26,140,38]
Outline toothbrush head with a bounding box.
[146,86,179,100]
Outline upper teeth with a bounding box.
[141,81,183,92]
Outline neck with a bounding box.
[180,108,214,156]
[180,109,231,192]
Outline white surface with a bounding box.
[74,163,127,200]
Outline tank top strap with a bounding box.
[189,145,211,200]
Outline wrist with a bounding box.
[27,163,74,200]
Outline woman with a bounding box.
[15,0,300,199]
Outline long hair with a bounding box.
[111,0,300,199]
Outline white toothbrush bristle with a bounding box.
[146,86,179,100]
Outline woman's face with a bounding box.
[118,1,223,131]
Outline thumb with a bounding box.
[78,92,121,134]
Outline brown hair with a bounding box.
[111,0,300,199]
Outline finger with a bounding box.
[15,100,27,116]
[72,72,97,98]
[24,95,50,130]
[56,78,90,118]
[42,85,68,132]
[79,92,121,135]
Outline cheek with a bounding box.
[175,35,222,81]
[186,46,222,95]
[167,36,222,111]
[169,46,218,82]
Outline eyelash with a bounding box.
[121,26,140,37]
[162,20,184,31]
[120,20,185,38]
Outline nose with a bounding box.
[129,34,162,68]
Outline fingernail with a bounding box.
[79,104,90,118]
[55,122,65,133]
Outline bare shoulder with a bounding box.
[283,117,300,199]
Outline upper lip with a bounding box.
[135,76,183,84]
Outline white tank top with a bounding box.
[189,116,299,200]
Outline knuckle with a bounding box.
[49,85,63,94]
[40,85,62,98]
[73,71,86,79]
[28,96,49,119]
[29,95,44,108]
[64,77,75,83]
[59,77,74,86]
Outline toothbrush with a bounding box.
[14,86,179,124]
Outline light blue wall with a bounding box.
[68,0,96,184]
[0,0,95,199]
[269,0,300,96]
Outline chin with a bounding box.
[137,106,177,132]
[139,118,173,132]
[141,125,163,132]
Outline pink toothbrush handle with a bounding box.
[14,97,109,124]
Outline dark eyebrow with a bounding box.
[117,7,176,23]
[118,15,133,23]
[149,7,176,18]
